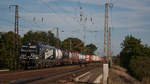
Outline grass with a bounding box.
[108,65,150,84]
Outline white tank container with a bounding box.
[82,55,85,60]
[55,49,63,59]
[92,55,95,62]
[85,55,90,62]
[79,54,82,60]
[69,52,72,59]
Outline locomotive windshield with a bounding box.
[21,45,37,53]
[20,43,38,59]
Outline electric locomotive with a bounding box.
[20,42,62,69]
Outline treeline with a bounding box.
[0,32,21,69]
[0,30,97,70]
[114,35,150,81]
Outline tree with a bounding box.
[0,31,21,69]
[0,33,7,69]
[120,35,143,69]
[85,43,97,55]
[120,35,150,81]
[62,37,84,52]
[23,30,61,48]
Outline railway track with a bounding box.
[27,63,102,84]
[0,65,79,83]
[0,63,102,84]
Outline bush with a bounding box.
[120,35,150,80]
[129,56,150,80]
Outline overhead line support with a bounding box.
[9,5,19,70]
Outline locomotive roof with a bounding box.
[38,42,55,49]
[22,41,55,49]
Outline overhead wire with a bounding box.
[13,0,65,26]
[39,0,72,26]
[6,0,103,44]
[0,18,14,26]
[0,7,15,30]
[0,14,31,33]
[77,0,99,45]
[53,0,79,23]
[19,6,43,26]
[10,1,58,32]
[14,1,81,40]
[15,6,46,33]
[47,0,86,41]
[0,18,14,31]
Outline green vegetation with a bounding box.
[85,43,97,55]
[23,30,61,48]
[62,37,84,52]
[0,30,97,70]
[119,35,150,81]
[0,31,21,70]
[62,38,97,54]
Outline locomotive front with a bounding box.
[20,42,39,69]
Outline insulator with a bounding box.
[33,17,36,21]
[91,17,92,22]
[80,6,82,9]
[84,17,87,22]
[42,17,44,22]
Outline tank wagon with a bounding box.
[20,42,103,69]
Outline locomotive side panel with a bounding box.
[62,50,70,64]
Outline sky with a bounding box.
[0,0,150,56]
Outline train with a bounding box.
[20,42,103,69]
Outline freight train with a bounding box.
[20,42,103,69]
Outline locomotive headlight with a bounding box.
[35,56,39,59]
